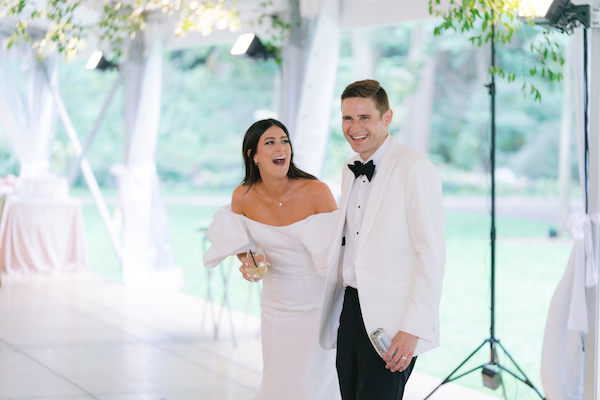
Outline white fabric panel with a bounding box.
[541,25,600,400]
[292,0,340,177]
[540,241,586,400]
[586,9,600,399]
[278,44,304,130]
[0,47,57,177]
[0,49,28,164]
[350,29,377,80]
[25,51,58,176]
[340,0,434,29]
[276,0,303,130]
[401,26,436,154]
[300,0,324,18]
[119,35,183,290]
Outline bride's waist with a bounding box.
[266,265,318,279]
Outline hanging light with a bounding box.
[85,50,104,70]
[85,51,118,71]
[519,0,553,19]
[230,33,273,60]
[519,0,594,32]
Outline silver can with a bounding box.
[370,328,393,360]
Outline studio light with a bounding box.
[519,0,552,21]
[85,50,103,70]
[230,33,273,60]
[85,51,118,71]
[520,0,595,32]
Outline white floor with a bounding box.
[0,272,497,400]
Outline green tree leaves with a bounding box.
[0,0,241,62]
[429,0,565,102]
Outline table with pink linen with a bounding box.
[0,197,90,274]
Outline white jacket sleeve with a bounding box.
[401,159,446,342]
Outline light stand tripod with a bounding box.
[424,22,545,400]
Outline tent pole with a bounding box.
[42,67,123,262]
[584,10,600,398]
[68,72,124,188]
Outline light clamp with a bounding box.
[592,7,600,28]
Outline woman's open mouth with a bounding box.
[273,156,286,166]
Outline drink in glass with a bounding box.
[246,246,268,280]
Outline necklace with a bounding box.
[261,180,291,206]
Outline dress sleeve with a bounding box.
[296,210,340,277]
[202,204,257,269]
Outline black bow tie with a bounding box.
[348,160,375,182]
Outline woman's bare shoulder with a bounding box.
[300,179,337,213]
[231,184,252,214]
[301,178,329,193]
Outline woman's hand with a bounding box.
[238,252,270,282]
[238,256,257,282]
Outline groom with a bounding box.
[320,80,446,399]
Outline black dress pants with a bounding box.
[336,286,416,400]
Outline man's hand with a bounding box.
[383,330,418,373]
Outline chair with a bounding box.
[198,227,238,346]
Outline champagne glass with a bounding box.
[246,246,268,280]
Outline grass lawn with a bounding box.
[82,201,572,399]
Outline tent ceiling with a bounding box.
[340,0,434,28]
[160,0,437,51]
[0,0,437,59]
[0,0,289,57]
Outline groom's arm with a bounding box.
[385,157,446,372]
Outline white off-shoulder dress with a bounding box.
[203,205,341,400]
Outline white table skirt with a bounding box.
[0,197,90,274]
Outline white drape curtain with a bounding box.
[115,30,183,290]
[299,0,323,18]
[292,0,340,177]
[0,47,58,178]
[541,28,600,400]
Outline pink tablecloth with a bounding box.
[0,197,89,274]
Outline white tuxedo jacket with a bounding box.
[320,137,446,356]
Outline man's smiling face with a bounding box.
[341,97,392,161]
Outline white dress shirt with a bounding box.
[342,135,392,288]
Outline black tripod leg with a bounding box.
[424,340,487,399]
[496,342,546,399]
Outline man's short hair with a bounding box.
[341,79,390,118]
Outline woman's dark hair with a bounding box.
[242,119,317,185]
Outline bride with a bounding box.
[203,119,341,399]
